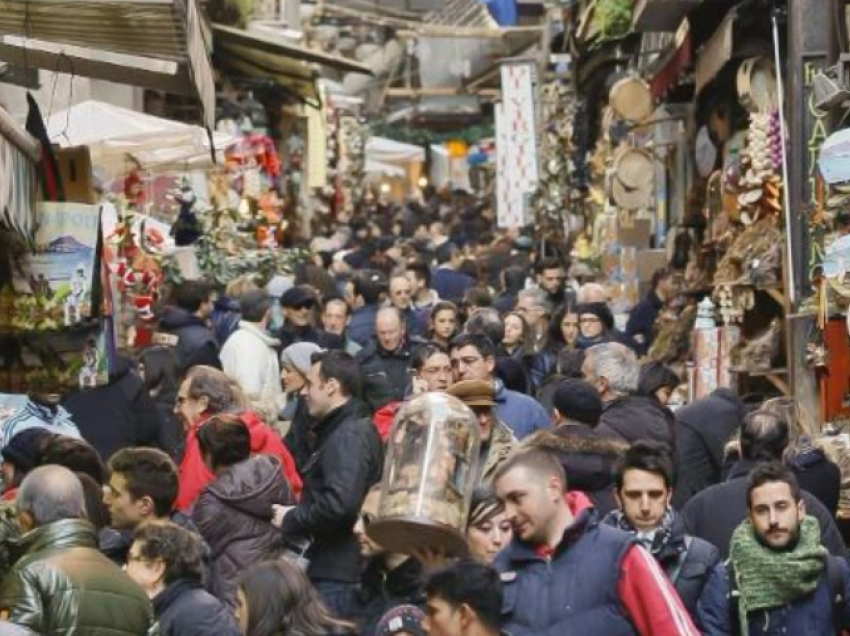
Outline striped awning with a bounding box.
[0,0,214,127]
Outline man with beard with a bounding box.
[602,442,718,619]
[697,462,850,635]
[491,448,699,635]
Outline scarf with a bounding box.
[606,508,680,559]
[729,515,827,633]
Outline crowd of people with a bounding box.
[0,211,848,636]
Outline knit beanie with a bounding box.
[280,342,324,376]
[552,379,604,426]
[375,605,426,636]
[1,427,55,472]
[576,302,615,331]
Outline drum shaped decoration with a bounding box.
[367,392,481,556]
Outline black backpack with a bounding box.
[728,555,847,635]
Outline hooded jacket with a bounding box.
[176,411,302,511]
[220,321,285,419]
[157,306,221,373]
[597,395,675,449]
[355,557,426,636]
[523,425,628,516]
[0,519,153,635]
[194,455,294,608]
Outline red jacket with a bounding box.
[176,411,302,512]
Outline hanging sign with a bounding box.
[496,60,540,229]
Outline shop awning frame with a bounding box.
[0,0,215,128]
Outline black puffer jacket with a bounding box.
[672,389,744,509]
[596,395,675,449]
[281,399,384,584]
[152,579,240,636]
[193,454,294,608]
[522,425,628,516]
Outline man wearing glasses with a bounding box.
[449,333,549,440]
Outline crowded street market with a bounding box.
[1,0,850,633]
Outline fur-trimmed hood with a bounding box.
[522,425,627,511]
[523,426,629,457]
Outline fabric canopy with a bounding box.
[45,100,236,171]
[364,158,407,177]
[366,137,426,164]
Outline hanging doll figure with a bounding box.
[170,179,204,246]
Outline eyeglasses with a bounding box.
[451,356,483,368]
[291,303,314,311]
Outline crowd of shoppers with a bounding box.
[0,205,847,636]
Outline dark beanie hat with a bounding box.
[553,379,604,426]
[1,427,55,473]
[376,605,426,636]
[577,302,615,331]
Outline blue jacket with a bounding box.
[493,380,550,439]
[493,507,636,636]
[349,305,380,347]
[432,267,475,303]
[697,558,850,635]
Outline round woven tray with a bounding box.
[367,516,470,557]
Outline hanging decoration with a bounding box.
[0,106,40,242]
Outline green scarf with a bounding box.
[729,515,827,633]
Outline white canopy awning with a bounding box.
[366,136,426,163]
[45,100,236,171]
[364,158,407,177]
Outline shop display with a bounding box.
[368,393,480,556]
[731,318,783,372]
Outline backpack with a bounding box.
[728,555,847,635]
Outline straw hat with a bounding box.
[610,148,654,210]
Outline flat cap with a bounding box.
[447,379,496,407]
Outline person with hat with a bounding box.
[376,605,426,636]
[575,302,617,349]
[446,380,516,484]
[1,428,55,502]
[281,342,324,469]
[278,286,344,351]
[522,379,627,516]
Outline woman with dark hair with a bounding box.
[428,301,458,348]
[138,346,186,462]
[528,303,580,392]
[194,414,294,608]
[502,312,534,360]
[465,486,512,564]
[236,560,356,636]
[637,361,681,407]
[76,472,111,531]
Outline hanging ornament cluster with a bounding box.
[531,84,576,221]
[737,110,783,225]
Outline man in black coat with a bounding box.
[625,268,674,356]
[155,279,221,373]
[672,389,745,510]
[356,307,422,412]
[272,350,383,620]
[682,408,846,559]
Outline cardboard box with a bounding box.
[54,146,96,204]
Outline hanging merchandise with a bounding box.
[0,106,40,241]
[610,147,655,210]
[608,75,654,123]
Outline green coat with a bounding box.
[0,518,153,635]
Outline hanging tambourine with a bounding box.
[737,57,778,113]
[610,147,655,210]
[609,75,654,123]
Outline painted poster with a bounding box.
[10,202,101,330]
